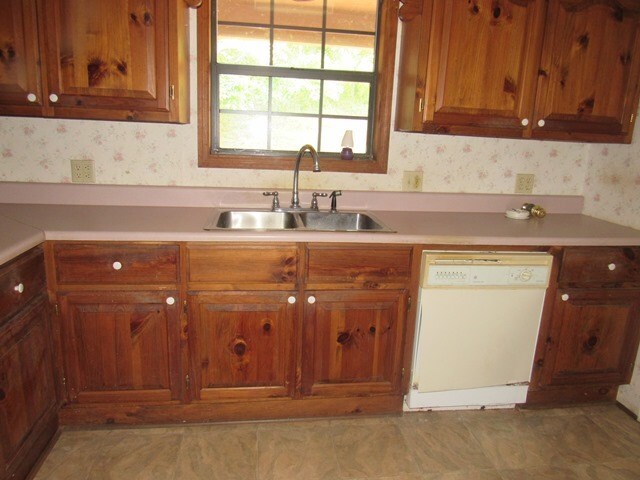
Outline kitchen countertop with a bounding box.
[2,202,640,266]
[1,183,639,266]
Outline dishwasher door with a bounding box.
[407,251,553,409]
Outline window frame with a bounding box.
[197,0,398,173]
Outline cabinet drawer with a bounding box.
[306,245,412,284]
[559,247,640,285]
[187,244,297,285]
[0,247,46,321]
[53,243,179,285]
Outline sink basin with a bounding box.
[297,212,393,232]
[205,210,394,232]
[205,210,299,230]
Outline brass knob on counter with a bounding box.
[522,203,547,218]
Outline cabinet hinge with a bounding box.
[54,304,59,316]
[418,98,424,112]
[407,296,412,309]
[170,85,175,100]
[185,374,190,390]
[401,367,405,378]
[631,113,635,124]
[183,300,188,314]
[61,376,66,387]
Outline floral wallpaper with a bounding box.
[1,10,640,415]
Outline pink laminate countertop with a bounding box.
[1,203,639,267]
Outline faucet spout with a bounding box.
[291,144,320,209]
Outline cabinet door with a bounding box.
[0,297,57,477]
[532,0,640,142]
[302,290,407,397]
[542,288,640,386]
[396,0,546,137]
[58,291,182,403]
[0,0,45,115]
[188,292,296,401]
[38,0,188,122]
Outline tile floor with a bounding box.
[34,404,640,480]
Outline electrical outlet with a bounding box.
[515,173,534,194]
[70,159,95,184]
[402,171,423,192]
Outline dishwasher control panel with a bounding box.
[422,252,553,287]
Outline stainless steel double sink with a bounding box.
[204,210,394,232]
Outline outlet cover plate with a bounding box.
[515,173,534,194]
[70,159,95,184]
[402,171,423,192]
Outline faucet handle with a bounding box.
[329,190,342,212]
[311,192,328,210]
[263,191,280,211]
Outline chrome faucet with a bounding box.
[291,144,321,209]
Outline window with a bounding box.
[197,0,398,173]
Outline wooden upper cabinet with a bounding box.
[396,0,640,142]
[0,0,189,123]
[532,0,640,142]
[0,0,44,115]
[396,0,547,137]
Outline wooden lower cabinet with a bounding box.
[0,246,58,480]
[58,291,182,403]
[302,290,407,397]
[188,291,296,401]
[541,288,640,387]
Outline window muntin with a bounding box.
[213,0,378,157]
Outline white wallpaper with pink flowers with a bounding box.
[1,10,640,415]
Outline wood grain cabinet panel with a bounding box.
[188,291,296,401]
[0,246,46,323]
[0,0,189,122]
[542,288,640,387]
[396,0,640,142]
[301,290,407,398]
[58,290,182,403]
[0,0,44,115]
[532,0,640,142]
[559,247,640,286]
[53,243,179,286]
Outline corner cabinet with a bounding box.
[0,0,190,123]
[0,246,58,480]
[396,0,640,143]
[529,247,640,404]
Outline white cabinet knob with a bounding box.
[14,283,24,294]
[307,295,316,304]
[166,296,175,305]
[521,118,529,126]
[537,119,546,127]
[49,93,59,103]
[27,93,37,102]
[608,263,616,271]
[561,294,569,302]
[287,296,296,304]
[112,261,122,270]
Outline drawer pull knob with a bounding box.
[307,295,316,304]
[608,263,616,271]
[112,261,123,270]
[14,283,24,294]
[561,294,569,301]
[27,93,37,102]
[521,118,529,126]
[166,296,175,305]
[537,119,546,127]
[287,296,296,304]
[49,93,59,103]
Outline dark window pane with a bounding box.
[272,78,321,114]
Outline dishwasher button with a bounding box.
[518,270,533,282]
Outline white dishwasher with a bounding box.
[406,251,553,410]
